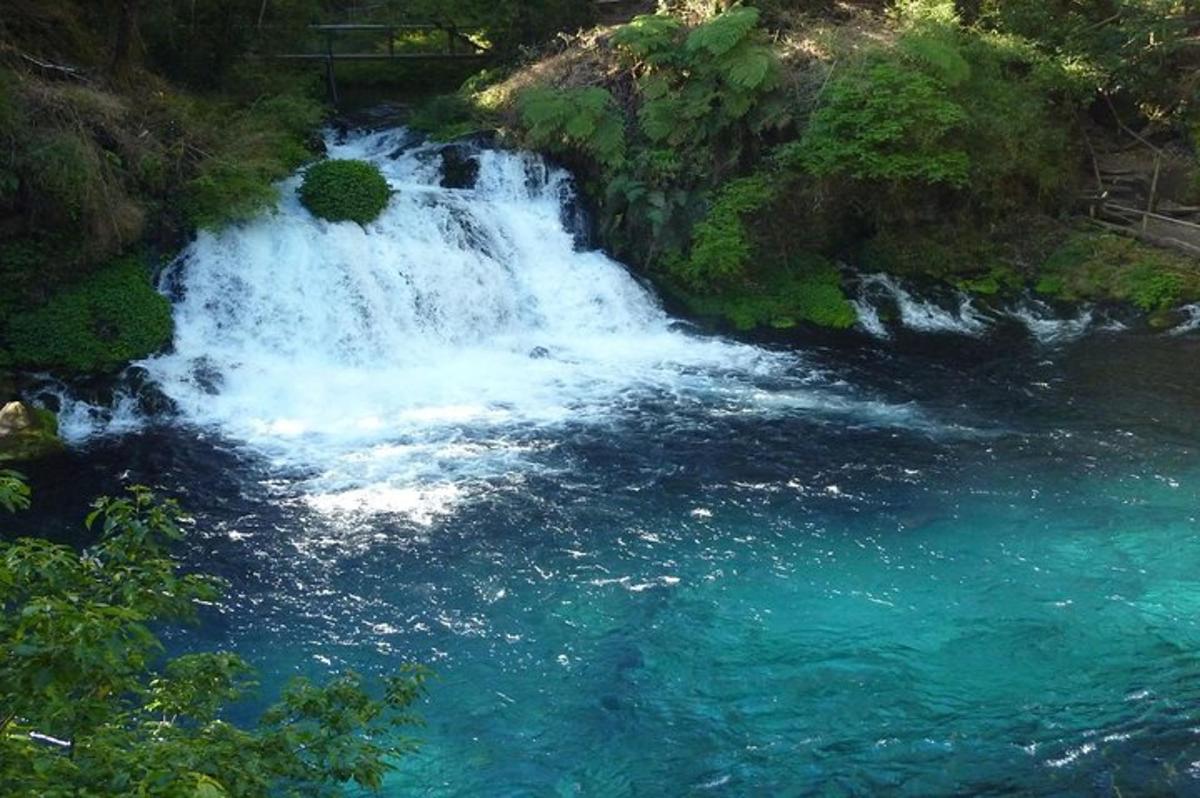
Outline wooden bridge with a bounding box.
[270,1,651,104]
[267,22,491,103]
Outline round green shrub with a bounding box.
[4,256,173,373]
[299,159,391,224]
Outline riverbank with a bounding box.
[422,3,1200,333]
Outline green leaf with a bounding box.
[686,7,760,57]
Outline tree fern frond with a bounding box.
[686,7,760,57]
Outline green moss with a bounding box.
[678,254,856,330]
[408,93,495,141]
[953,265,1023,296]
[861,228,1011,285]
[1036,231,1200,311]
[3,256,173,373]
[1034,274,1065,297]
[299,159,392,224]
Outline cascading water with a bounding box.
[132,129,925,517]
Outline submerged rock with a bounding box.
[0,401,64,462]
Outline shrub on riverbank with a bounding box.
[0,478,431,795]
[1036,232,1200,318]
[182,91,326,230]
[3,256,172,373]
[300,159,392,224]
[482,1,1199,330]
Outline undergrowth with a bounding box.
[2,256,173,373]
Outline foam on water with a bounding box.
[857,273,990,336]
[1168,303,1200,336]
[1008,297,1094,344]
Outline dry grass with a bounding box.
[477,26,631,123]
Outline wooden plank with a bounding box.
[271,53,491,61]
[309,23,437,31]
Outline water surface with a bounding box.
[15,129,1200,796]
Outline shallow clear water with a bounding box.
[16,130,1200,796]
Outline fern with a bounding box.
[725,44,775,91]
[900,30,972,86]
[686,6,760,57]
[612,14,685,64]
[520,88,626,167]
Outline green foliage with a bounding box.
[583,6,789,269]
[622,7,784,146]
[0,479,431,797]
[860,226,1008,281]
[685,6,762,58]
[519,88,627,167]
[976,0,1195,124]
[793,58,970,186]
[299,159,392,225]
[24,131,102,221]
[409,93,495,141]
[0,469,30,512]
[954,266,1023,297]
[611,14,685,64]
[899,30,972,87]
[4,256,172,373]
[1037,231,1200,312]
[791,16,1081,256]
[683,175,779,288]
[680,254,856,330]
[142,0,324,89]
[183,92,326,230]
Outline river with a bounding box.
[12,128,1200,796]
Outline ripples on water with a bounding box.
[14,127,1200,795]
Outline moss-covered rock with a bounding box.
[299,159,391,224]
[2,256,173,373]
[675,254,857,331]
[1034,231,1200,313]
[0,402,63,462]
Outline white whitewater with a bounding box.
[856,274,991,336]
[1007,298,1094,345]
[119,128,925,518]
[1168,303,1200,336]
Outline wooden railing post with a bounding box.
[324,30,339,105]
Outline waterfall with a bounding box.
[37,128,973,517]
[132,130,815,515]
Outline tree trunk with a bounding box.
[955,0,981,25]
[110,0,141,75]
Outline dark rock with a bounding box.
[440,146,480,190]
[125,366,178,416]
[386,128,425,160]
[528,346,551,360]
[191,358,225,395]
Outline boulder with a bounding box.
[440,146,479,190]
[0,401,36,434]
[0,401,64,462]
